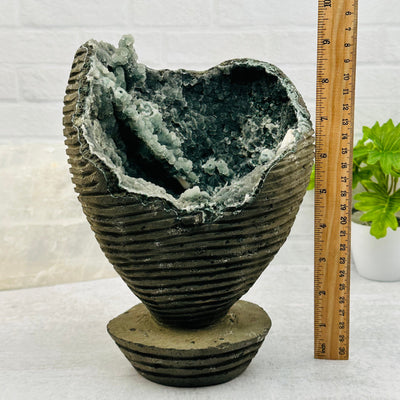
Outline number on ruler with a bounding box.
[314,0,358,360]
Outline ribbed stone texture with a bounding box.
[107,300,271,387]
[63,36,314,328]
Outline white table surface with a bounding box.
[1,263,399,400]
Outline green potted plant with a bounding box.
[309,119,400,281]
[351,119,400,281]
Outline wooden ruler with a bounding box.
[314,0,358,360]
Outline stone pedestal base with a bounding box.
[107,300,271,387]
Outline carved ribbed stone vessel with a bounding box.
[63,35,313,330]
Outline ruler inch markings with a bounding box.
[314,0,358,360]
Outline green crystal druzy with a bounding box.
[75,35,312,219]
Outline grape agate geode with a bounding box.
[63,35,314,386]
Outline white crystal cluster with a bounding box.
[75,35,312,219]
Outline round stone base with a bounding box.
[107,300,271,387]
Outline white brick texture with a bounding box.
[0,30,80,65]
[0,67,18,101]
[358,1,400,25]
[0,0,398,140]
[384,28,400,63]
[0,0,18,27]
[20,0,130,27]
[19,66,69,101]
[216,0,317,27]
[129,0,213,27]
[0,0,399,288]
[162,29,316,69]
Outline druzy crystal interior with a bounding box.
[76,35,312,219]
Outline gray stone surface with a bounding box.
[1,263,399,399]
[107,301,271,387]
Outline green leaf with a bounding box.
[391,188,400,204]
[307,163,315,190]
[352,169,372,189]
[373,166,388,188]
[369,213,398,239]
[391,168,400,179]
[353,164,375,189]
[364,120,400,175]
[361,180,388,195]
[353,143,373,161]
[354,188,400,238]
[353,139,373,161]
[352,138,375,189]
[362,125,372,142]
[353,161,385,191]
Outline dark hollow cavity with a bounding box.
[89,46,298,199]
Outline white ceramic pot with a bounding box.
[352,221,400,281]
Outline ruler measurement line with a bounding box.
[314,0,358,360]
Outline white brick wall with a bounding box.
[129,0,213,27]
[0,0,399,289]
[0,0,398,142]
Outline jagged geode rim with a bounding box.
[73,36,313,220]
